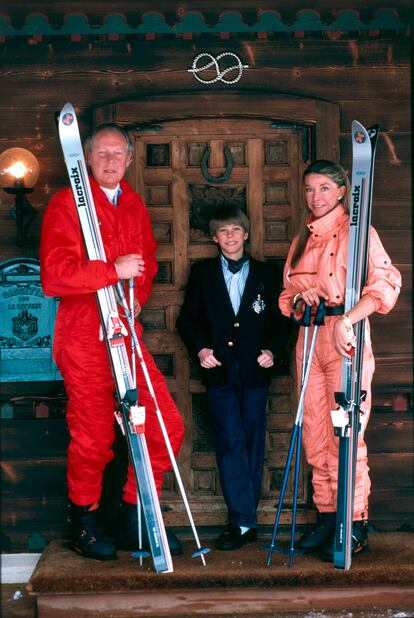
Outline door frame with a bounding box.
[94,91,339,163]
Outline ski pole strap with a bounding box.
[291,301,344,327]
[290,302,311,327]
[313,302,344,326]
[324,305,345,316]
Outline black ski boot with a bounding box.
[68,501,117,561]
[320,519,369,562]
[296,512,336,552]
[116,501,183,556]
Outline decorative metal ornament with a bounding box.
[252,294,266,314]
[200,146,233,184]
[188,52,248,85]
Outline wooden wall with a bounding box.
[0,1,412,550]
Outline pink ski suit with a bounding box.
[40,177,184,506]
[279,205,401,519]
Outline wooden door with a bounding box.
[125,118,305,525]
[95,95,339,526]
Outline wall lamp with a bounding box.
[0,147,40,246]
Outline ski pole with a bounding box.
[129,277,137,386]
[116,282,210,565]
[265,302,311,566]
[266,300,325,567]
[127,276,147,566]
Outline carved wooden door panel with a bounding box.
[124,117,312,526]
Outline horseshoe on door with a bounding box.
[200,146,233,184]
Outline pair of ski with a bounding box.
[58,103,208,573]
[267,120,379,570]
[333,121,379,569]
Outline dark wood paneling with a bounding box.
[370,201,412,233]
[366,413,413,529]
[1,37,410,73]
[1,67,409,110]
[365,412,413,453]
[1,460,68,498]
[371,316,411,356]
[1,419,69,458]
[375,229,411,263]
[0,420,69,551]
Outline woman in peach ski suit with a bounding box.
[279,160,401,561]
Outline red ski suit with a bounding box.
[279,205,401,519]
[40,177,184,506]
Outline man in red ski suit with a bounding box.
[40,124,184,560]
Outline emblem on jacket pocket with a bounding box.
[252,294,265,314]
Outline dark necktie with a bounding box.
[225,254,249,274]
[112,190,121,206]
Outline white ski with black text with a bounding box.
[332,120,379,570]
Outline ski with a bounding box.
[332,121,379,570]
[57,102,173,574]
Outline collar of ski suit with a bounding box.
[89,176,133,204]
[306,204,347,241]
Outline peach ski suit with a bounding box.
[279,205,401,520]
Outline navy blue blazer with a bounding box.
[176,255,290,387]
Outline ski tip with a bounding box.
[351,120,380,135]
[351,119,367,132]
[61,102,75,114]
[351,120,369,145]
[58,103,77,130]
[351,120,380,149]
[191,547,211,559]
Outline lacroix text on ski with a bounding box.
[278,155,401,567]
[70,168,86,204]
[40,103,186,569]
[350,183,362,226]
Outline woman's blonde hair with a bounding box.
[291,160,350,267]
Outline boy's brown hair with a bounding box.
[208,205,250,236]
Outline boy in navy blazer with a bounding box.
[177,205,289,550]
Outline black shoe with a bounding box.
[296,512,336,552]
[115,501,183,556]
[216,523,257,551]
[68,501,117,561]
[320,520,369,562]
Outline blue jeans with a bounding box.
[206,378,268,528]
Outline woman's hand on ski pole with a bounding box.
[297,287,328,308]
